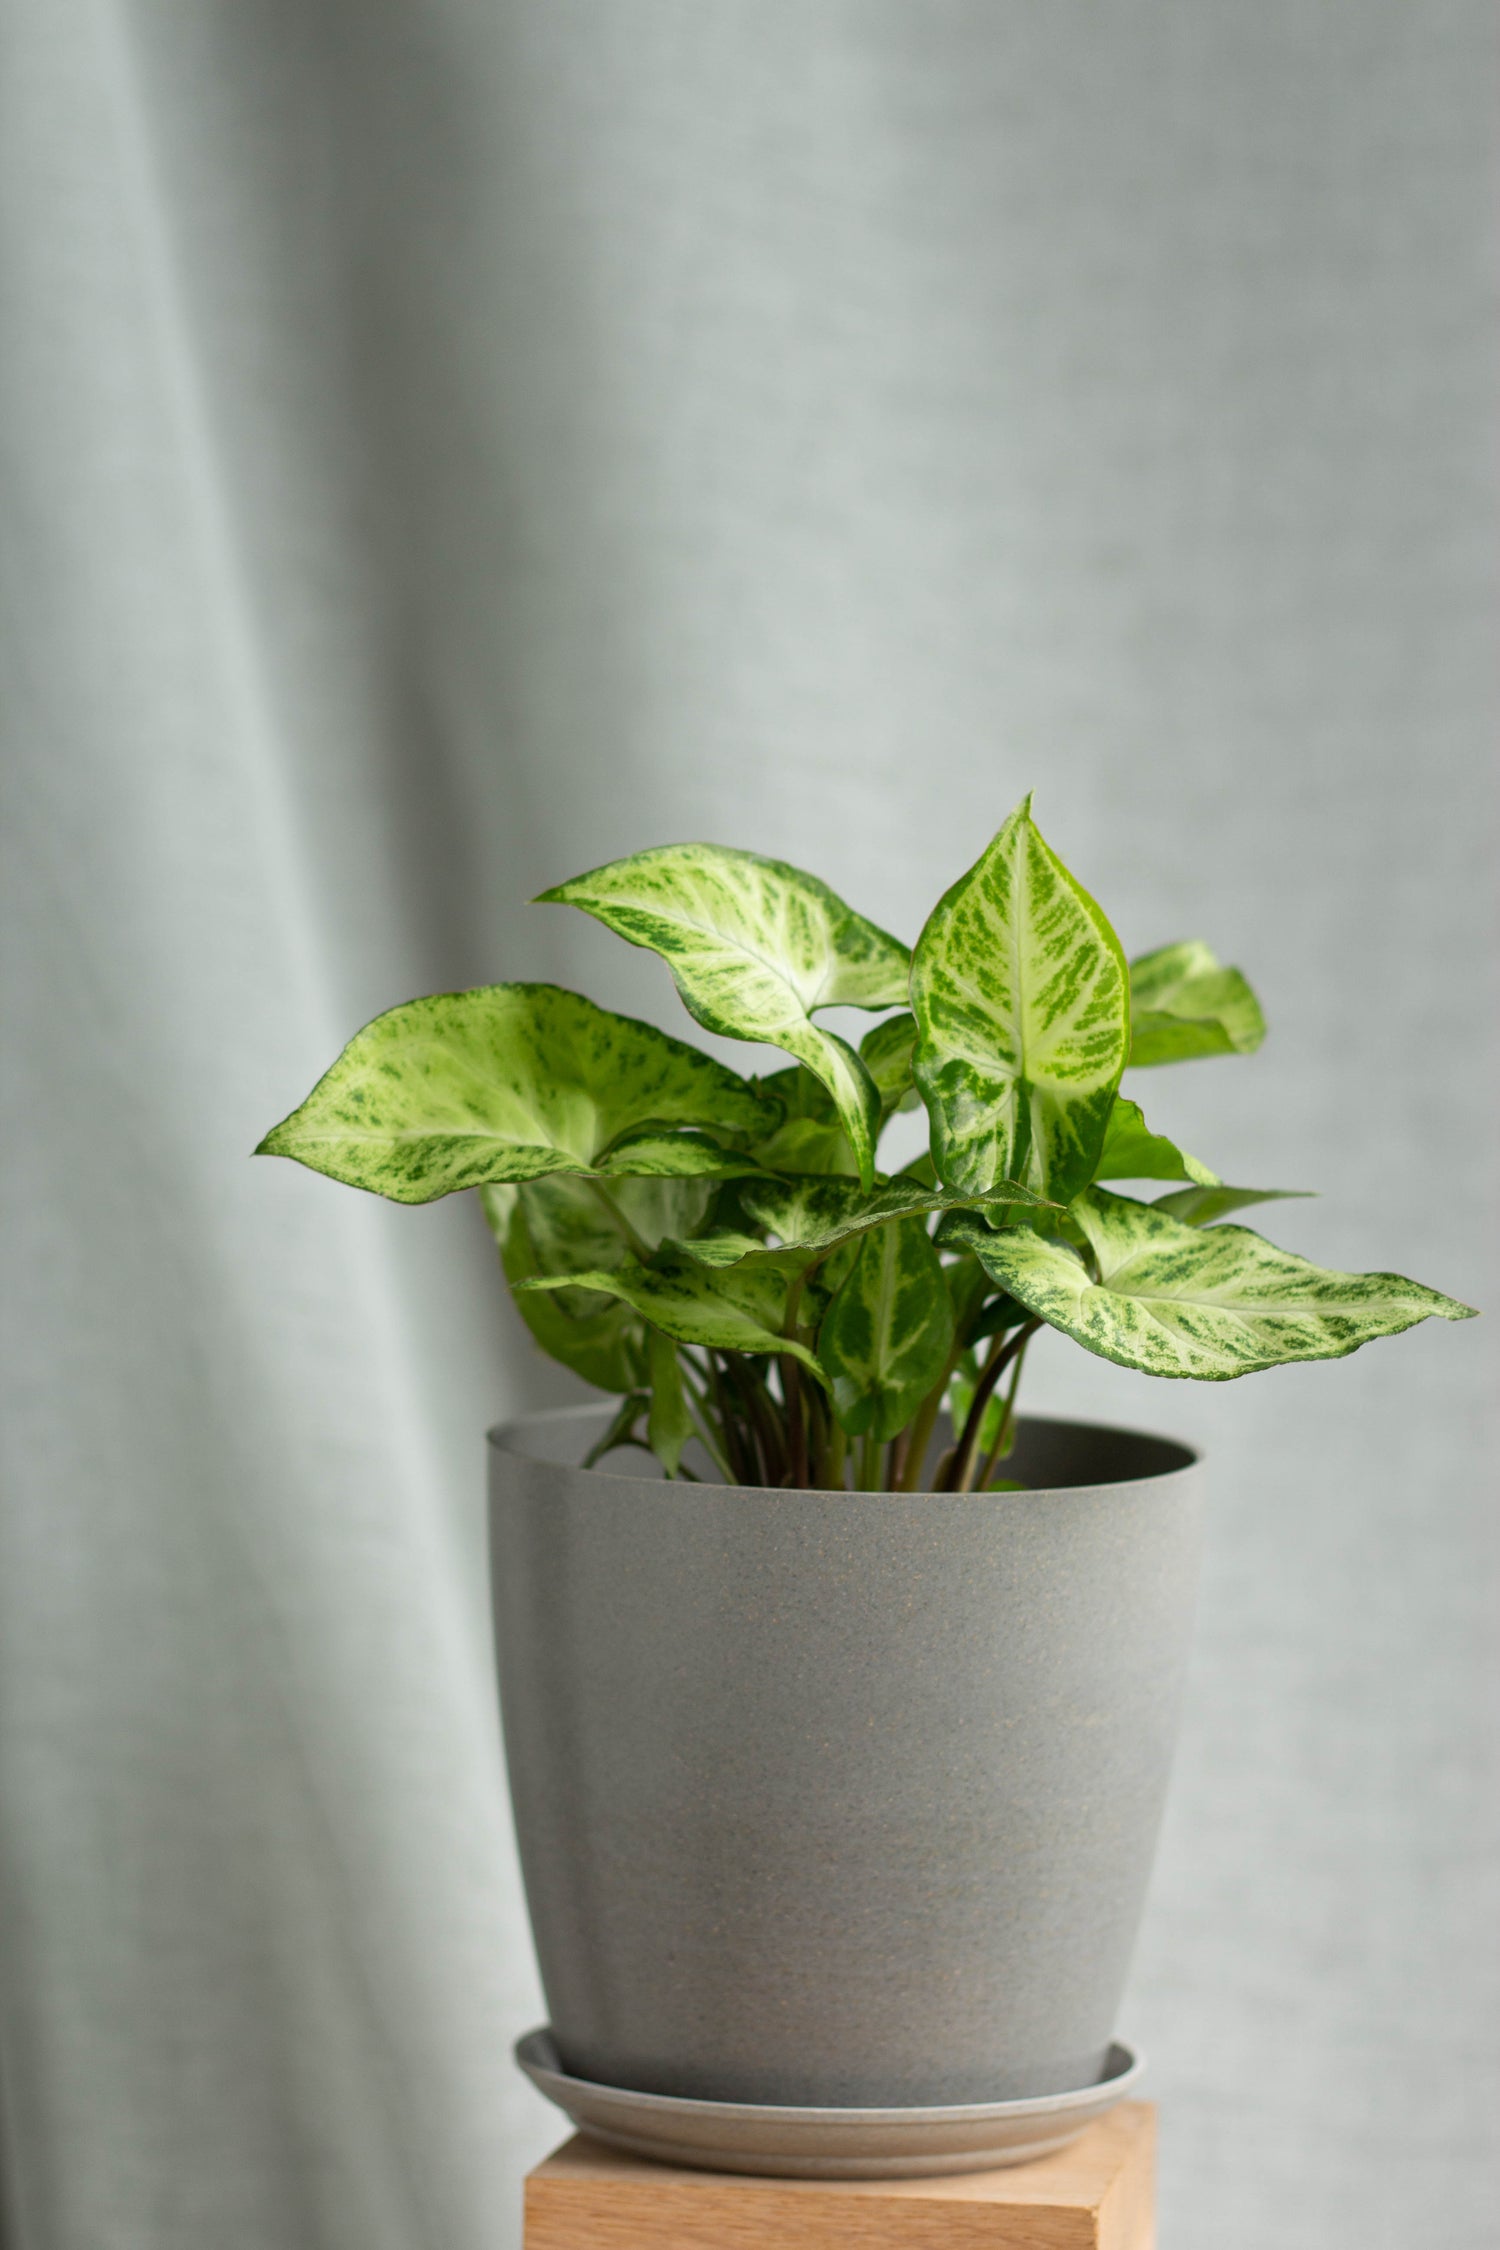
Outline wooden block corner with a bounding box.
[524,2100,1155,2249]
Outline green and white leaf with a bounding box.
[538,845,911,1189]
[1153,1183,1313,1226]
[1094,1096,1219,1187]
[1128,942,1266,1068]
[911,797,1130,1203]
[482,1173,714,1391]
[818,1217,955,1440]
[516,1255,826,1380]
[860,1012,920,1116]
[749,1066,858,1178]
[482,1179,645,1392]
[608,1174,721,1251]
[664,1173,1053,1273]
[942,1190,1476,1381]
[595,1128,769,1180]
[257,984,769,1203]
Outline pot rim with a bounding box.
[488,1401,1200,1493]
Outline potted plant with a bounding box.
[258,798,1473,2175]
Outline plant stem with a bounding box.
[679,1368,735,1485]
[779,1271,810,1488]
[780,1358,808,1486]
[697,1350,746,1494]
[974,1328,1034,1491]
[711,1354,754,1484]
[897,1346,963,1493]
[855,1430,883,1491]
[947,1320,1042,1494]
[726,1353,783,1486]
[810,1392,847,1490]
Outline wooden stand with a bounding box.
[525,2102,1154,2249]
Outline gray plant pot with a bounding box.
[488,1404,1202,2110]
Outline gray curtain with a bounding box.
[3,5,1495,2245]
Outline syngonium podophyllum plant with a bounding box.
[258,800,1475,1493]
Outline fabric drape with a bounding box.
[3,6,1494,2245]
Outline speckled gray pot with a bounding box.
[488,1405,1202,2110]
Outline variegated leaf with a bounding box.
[910,797,1130,1203]
[1128,941,1266,1067]
[481,1180,642,1392]
[749,1066,858,1178]
[1094,1096,1219,1187]
[665,1173,1052,1273]
[860,1012,920,1117]
[818,1217,955,1441]
[595,1129,768,1180]
[482,1173,713,1391]
[943,1191,1476,1381]
[538,845,911,1189]
[516,1254,826,1379]
[258,984,769,1203]
[1153,1183,1313,1226]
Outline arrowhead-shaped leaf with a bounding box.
[665,1173,1053,1272]
[482,1173,713,1391]
[748,1066,859,1178]
[1153,1183,1313,1226]
[818,1217,955,1440]
[943,1190,1476,1380]
[911,798,1130,1203]
[517,1254,826,1380]
[257,984,771,1203]
[1128,942,1266,1067]
[1094,1096,1219,1187]
[538,845,911,1190]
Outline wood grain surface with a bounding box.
[524,2101,1155,2249]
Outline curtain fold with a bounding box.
[3,6,1494,2245]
